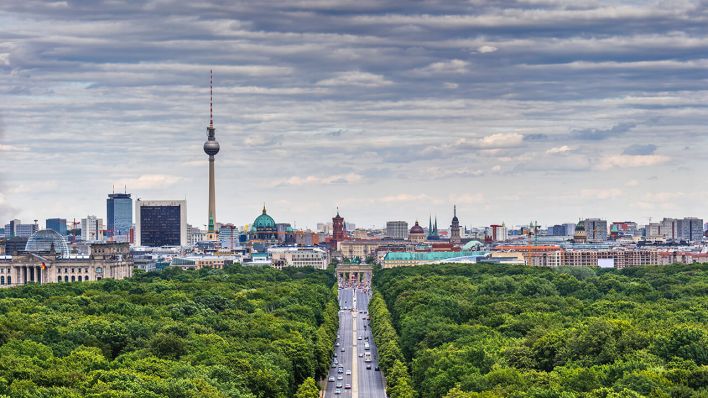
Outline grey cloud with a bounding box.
[623,144,657,156]
[570,122,637,141]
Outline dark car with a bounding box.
[375,366,380,371]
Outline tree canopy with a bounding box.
[373,263,708,398]
[0,265,337,397]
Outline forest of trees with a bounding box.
[374,263,708,398]
[0,265,338,398]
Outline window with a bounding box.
[57,276,61,282]
[0,276,4,285]
[7,276,10,285]
[71,276,75,282]
[78,276,82,282]
[64,275,68,282]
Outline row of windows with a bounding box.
[0,276,11,285]
[57,275,99,282]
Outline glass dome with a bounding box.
[25,229,70,257]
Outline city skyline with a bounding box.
[2,1,708,227]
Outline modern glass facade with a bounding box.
[46,218,67,235]
[139,205,181,247]
[107,193,132,240]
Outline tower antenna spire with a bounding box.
[209,69,213,128]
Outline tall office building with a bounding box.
[135,200,187,247]
[678,217,703,242]
[81,216,104,241]
[107,192,132,242]
[45,218,67,235]
[203,71,220,241]
[386,221,408,240]
[584,218,608,242]
[4,219,39,238]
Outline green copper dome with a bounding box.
[252,206,276,231]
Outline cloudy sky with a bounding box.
[1,0,708,230]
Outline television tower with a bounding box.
[204,70,220,241]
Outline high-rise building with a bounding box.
[584,218,608,242]
[219,223,239,249]
[107,192,132,242]
[4,219,38,238]
[490,224,507,242]
[678,217,703,242]
[45,218,67,236]
[135,200,187,247]
[203,71,220,241]
[449,205,461,244]
[386,221,408,240]
[660,218,678,240]
[81,216,104,241]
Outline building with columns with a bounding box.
[0,230,133,288]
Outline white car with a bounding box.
[337,375,343,380]
[346,370,351,375]
[329,376,335,382]
[358,353,363,357]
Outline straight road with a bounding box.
[324,287,386,398]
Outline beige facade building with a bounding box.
[0,242,133,288]
[268,247,329,270]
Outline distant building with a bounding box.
[0,238,133,288]
[548,225,566,236]
[382,250,488,268]
[584,218,608,242]
[386,221,409,240]
[4,220,39,238]
[332,209,346,246]
[678,217,703,242]
[449,205,461,244]
[490,224,507,242]
[135,200,187,247]
[408,221,425,243]
[45,218,67,236]
[186,224,204,245]
[219,223,239,249]
[573,221,587,243]
[269,247,329,270]
[81,216,105,242]
[107,192,132,242]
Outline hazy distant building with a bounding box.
[584,218,608,242]
[81,216,104,242]
[409,221,426,242]
[219,223,239,249]
[678,217,703,242]
[107,192,132,242]
[449,205,461,244]
[135,200,187,247]
[45,218,67,236]
[386,221,409,240]
[4,220,39,239]
[490,224,507,242]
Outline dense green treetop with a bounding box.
[374,263,708,398]
[0,265,336,398]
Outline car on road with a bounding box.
[366,364,372,369]
[329,376,335,382]
[335,342,340,347]
[341,347,345,352]
[346,370,351,375]
[358,336,362,340]
[331,363,336,368]
[337,375,343,380]
[358,352,363,357]
[345,384,351,389]
[335,388,341,394]
[336,382,343,388]
[338,367,344,374]
[375,366,380,371]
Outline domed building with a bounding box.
[25,230,70,257]
[250,205,278,244]
[409,221,426,243]
[573,220,587,243]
